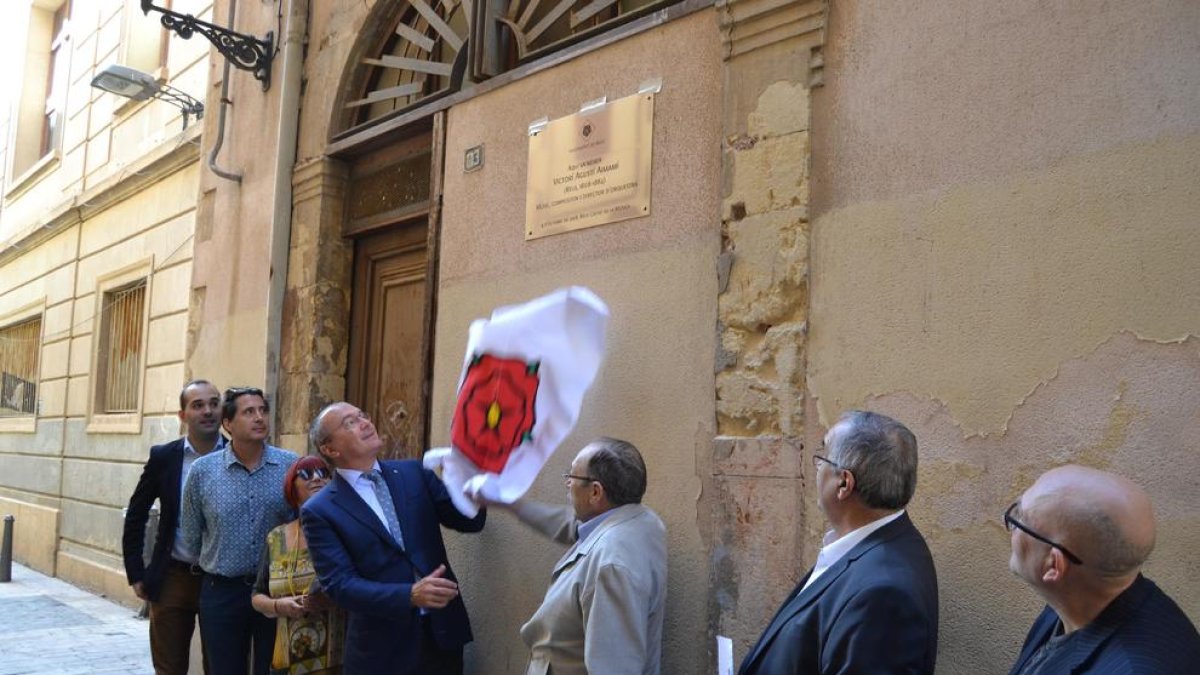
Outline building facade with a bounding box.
[1,0,1196,673]
[0,0,210,599]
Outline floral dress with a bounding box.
[255,522,344,675]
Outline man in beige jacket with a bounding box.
[506,437,667,675]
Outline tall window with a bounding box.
[0,316,42,416]
[41,3,69,158]
[95,280,147,414]
[10,0,70,180]
[120,0,167,77]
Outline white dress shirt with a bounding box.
[336,462,391,531]
[800,510,905,593]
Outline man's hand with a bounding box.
[275,596,308,619]
[131,582,147,601]
[411,564,459,609]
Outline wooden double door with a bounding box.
[344,123,442,459]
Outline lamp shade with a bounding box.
[90,64,160,101]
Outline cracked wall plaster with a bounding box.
[809,133,1200,435]
[845,334,1200,672]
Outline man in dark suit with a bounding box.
[739,410,939,675]
[301,401,487,675]
[1006,465,1200,674]
[123,379,225,675]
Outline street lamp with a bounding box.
[90,64,204,130]
[140,0,273,89]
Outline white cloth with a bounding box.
[800,510,905,593]
[425,287,609,517]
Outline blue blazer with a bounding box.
[739,513,939,675]
[301,459,486,675]
[1009,574,1200,674]
[123,438,187,601]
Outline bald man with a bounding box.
[1006,465,1200,674]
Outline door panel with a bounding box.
[347,223,429,459]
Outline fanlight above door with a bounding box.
[346,0,472,128]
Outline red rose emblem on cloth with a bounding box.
[451,354,540,473]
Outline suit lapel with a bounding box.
[741,559,855,673]
[165,440,185,506]
[329,473,399,548]
[741,515,915,674]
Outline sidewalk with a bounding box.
[0,562,152,675]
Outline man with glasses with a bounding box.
[180,387,298,675]
[499,437,667,675]
[123,379,224,675]
[301,401,486,674]
[740,410,938,675]
[1006,465,1200,674]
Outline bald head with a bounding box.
[1022,465,1155,578]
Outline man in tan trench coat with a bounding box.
[505,437,667,675]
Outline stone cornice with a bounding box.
[718,0,825,82]
[0,125,203,266]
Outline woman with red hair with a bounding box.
[251,455,344,674]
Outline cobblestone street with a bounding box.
[0,563,151,675]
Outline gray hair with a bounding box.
[1040,491,1154,578]
[308,402,342,455]
[1076,507,1151,577]
[586,437,647,506]
[829,410,918,510]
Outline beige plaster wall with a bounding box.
[186,0,289,401]
[0,0,207,585]
[0,496,59,574]
[432,11,722,674]
[2,0,209,243]
[810,1,1200,671]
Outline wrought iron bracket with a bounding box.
[141,0,273,90]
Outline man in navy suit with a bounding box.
[1006,465,1200,674]
[123,379,225,675]
[739,410,939,675]
[301,401,486,675]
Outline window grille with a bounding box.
[0,317,42,416]
[97,281,147,414]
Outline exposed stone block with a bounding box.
[719,208,808,328]
[748,81,810,139]
[713,435,804,478]
[723,131,810,219]
[708,467,805,662]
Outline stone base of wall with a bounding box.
[709,436,809,657]
[56,547,140,609]
[0,497,59,575]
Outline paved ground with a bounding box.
[0,563,152,675]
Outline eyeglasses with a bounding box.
[1003,501,1084,565]
[340,411,371,431]
[812,454,845,471]
[563,473,598,483]
[297,467,331,481]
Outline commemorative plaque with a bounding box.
[525,92,654,240]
